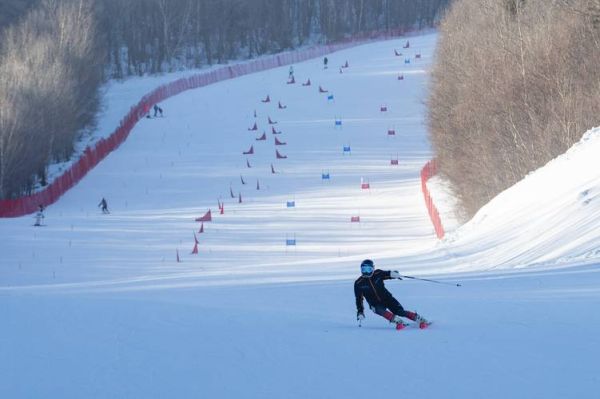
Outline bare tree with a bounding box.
[0,0,104,198]
[429,0,600,219]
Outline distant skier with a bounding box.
[354,259,429,330]
[34,204,45,226]
[323,56,328,69]
[288,65,294,79]
[98,197,109,214]
[153,104,163,117]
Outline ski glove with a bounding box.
[390,270,402,279]
[357,311,365,321]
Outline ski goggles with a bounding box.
[361,263,374,276]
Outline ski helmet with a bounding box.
[360,259,374,276]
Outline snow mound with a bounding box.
[443,126,600,270]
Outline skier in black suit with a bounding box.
[354,259,429,329]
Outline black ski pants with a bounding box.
[370,296,409,318]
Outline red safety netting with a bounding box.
[1,28,409,217]
[420,159,445,239]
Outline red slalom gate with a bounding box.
[0,28,412,218]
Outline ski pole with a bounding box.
[400,275,461,287]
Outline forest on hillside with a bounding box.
[100,0,447,77]
[428,0,600,219]
[0,0,448,200]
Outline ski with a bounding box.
[393,321,432,330]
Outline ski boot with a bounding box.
[415,314,431,329]
[391,315,409,330]
[406,311,431,329]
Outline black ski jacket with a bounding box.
[354,269,398,313]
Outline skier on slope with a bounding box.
[98,197,110,214]
[354,259,430,330]
[34,204,45,226]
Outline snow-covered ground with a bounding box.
[2,32,599,398]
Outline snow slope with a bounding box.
[440,127,600,269]
[1,32,600,398]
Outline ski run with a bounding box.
[1,32,599,398]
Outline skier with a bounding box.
[34,204,45,226]
[323,56,328,69]
[152,104,163,117]
[98,197,109,214]
[288,65,294,79]
[354,259,430,330]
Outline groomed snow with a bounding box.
[1,32,599,398]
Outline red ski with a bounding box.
[395,320,431,330]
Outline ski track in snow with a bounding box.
[1,33,600,398]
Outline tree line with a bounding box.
[99,0,449,77]
[0,0,103,199]
[428,0,600,219]
[0,0,448,200]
